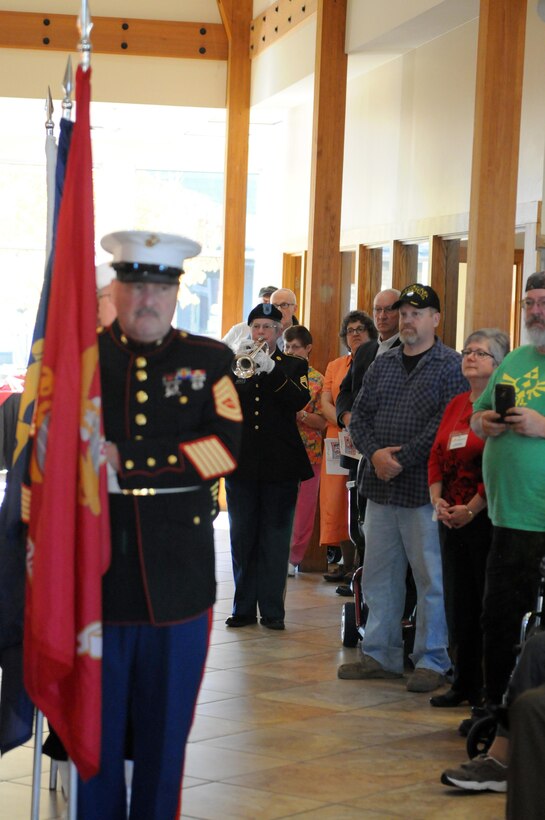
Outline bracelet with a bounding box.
[465,505,474,519]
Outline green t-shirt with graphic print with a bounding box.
[473,345,545,532]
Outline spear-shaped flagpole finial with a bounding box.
[78,0,93,72]
[62,56,73,120]
[45,87,54,135]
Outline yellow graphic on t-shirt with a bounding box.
[502,367,545,406]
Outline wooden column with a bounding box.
[430,236,460,349]
[392,241,418,292]
[464,0,527,336]
[357,244,383,314]
[217,0,253,334]
[303,0,348,377]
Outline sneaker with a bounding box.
[407,668,444,693]
[287,563,296,577]
[441,754,507,792]
[338,654,403,680]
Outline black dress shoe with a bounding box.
[225,615,257,628]
[323,566,347,582]
[430,688,469,708]
[335,584,353,597]
[260,617,285,630]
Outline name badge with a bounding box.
[448,431,469,450]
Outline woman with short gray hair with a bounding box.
[428,328,509,708]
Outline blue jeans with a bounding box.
[225,477,299,621]
[362,500,450,674]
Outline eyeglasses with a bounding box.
[373,306,396,314]
[274,302,295,309]
[346,326,367,335]
[521,298,545,310]
[251,323,277,331]
[461,348,495,360]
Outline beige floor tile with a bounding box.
[180,781,327,820]
[197,724,366,761]
[196,694,336,726]
[0,781,64,820]
[183,743,286,781]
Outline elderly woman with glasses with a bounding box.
[283,325,327,575]
[428,328,510,708]
[320,310,377,581]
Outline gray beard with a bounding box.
[526,323,545,348]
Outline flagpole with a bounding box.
[66,4,93,816]
[62,56,73,121]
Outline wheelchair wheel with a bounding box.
[341,602,359,647]
[466,715,497,759]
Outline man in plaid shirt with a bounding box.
[338,284,468,692]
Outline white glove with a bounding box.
[235,339,255,356]
[253,349,275,374]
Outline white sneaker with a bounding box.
[288,563,296,576]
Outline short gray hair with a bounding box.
[464,327,510,365]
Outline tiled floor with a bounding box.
[0,512,505,818]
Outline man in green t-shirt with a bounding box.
[471,271,545,708]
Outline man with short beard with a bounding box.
[470,271,545,713]
[338,284,468,692]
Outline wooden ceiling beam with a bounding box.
[0,10,228,61]
[250,0,317,58]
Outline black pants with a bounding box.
[439,512,491,698]
[226,477,299,621]
[481,527,545,705]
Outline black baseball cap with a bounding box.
[392,284,441,311]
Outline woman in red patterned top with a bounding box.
[428,328,509,708]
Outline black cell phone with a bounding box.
[495,383,516,419]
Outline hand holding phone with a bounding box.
[495,384,516,419]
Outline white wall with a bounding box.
[263,8,545,261]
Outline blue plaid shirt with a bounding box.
[350,338,468,507]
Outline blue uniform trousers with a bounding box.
[78,613,211,820]
[225,477,299,621]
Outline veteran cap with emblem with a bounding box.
[392,283,441,311]
[247,303,283,325]
[101,230,202,284]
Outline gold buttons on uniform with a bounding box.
[135,435,143,441]
[254,411,259,416]
[147,457,156,467]
[193,516,201,525]
[135,414,147,426]
[180,331,188,338]
[179,396,188,405]
[136,357,147,368]
[125,460,134,470]
[136,391,148,404]
[255,396,260,402]
[167,455,178,465]
[121,334,128,344]
[254,425,259,430]
[136,370,147,382]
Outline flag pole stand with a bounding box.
[67,761,78,818]
[30,709,43,820]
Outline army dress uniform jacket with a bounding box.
[232,349,313,482]
[98,320,242,625]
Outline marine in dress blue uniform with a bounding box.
[225,303,312,631]
[78,231,242,820]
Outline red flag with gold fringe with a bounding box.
[23,65,110,781]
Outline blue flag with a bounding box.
[0,117,74,755]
